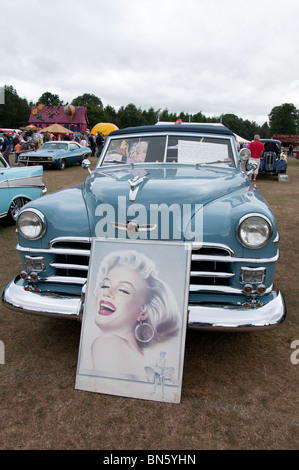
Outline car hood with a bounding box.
[24,149,66,157]
[83,164,273,248]
[85,164,246,205]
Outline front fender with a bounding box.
[17,185,91,248]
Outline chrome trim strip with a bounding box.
[17,244,91,256]
[192,251,279,264]
[0,174,45,189]
[50,262,89,271]
[191,271,235,278]
[189,284,273,294]
[191,242,235,256]
[48,236,91,248]
[36,275,87,285]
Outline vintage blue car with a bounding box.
[2,124,286,331]
[0,154,46,222]
[18,140,92,170]
[259,139,287,175]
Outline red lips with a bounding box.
[98,300,116,316]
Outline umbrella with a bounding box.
[20,125,38,130]
[40,123,74,134]
[90,122,118,136]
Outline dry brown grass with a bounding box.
[0,157,298,450]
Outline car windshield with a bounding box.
[41,143,68,150]
[101,134,235,167]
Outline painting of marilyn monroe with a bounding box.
[76,239,191,403]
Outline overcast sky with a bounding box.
[1,0,298,125]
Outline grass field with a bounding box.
[0,156,298,450]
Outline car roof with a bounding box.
[260,139,281,144]
[109,124,234,138]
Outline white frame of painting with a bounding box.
[75,238,191,403]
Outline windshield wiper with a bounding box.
[103,159,126,164]
[195,160,226,167]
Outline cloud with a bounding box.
[1,0,299,125]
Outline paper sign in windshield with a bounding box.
[178,140,228,164]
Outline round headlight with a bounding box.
[17,209,45,240]
[238,215,272,248]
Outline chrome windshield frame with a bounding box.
[97,131,238,168]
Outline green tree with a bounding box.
[37,92,63,106]
[0,85,31,128]
[192,111,207,123]
[102,105,118,126]
[71,93,103,108]
[72,93,104,129]
[142,107,159,125]
[117,103,145,128]
[158,108,176,122]
[269,103,298,135]
[259,122,271,139]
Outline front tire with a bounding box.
[58,159,66,170]
[8,197,29,223]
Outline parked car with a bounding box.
[18,141,92,170]
[258,139,287,175]
[2,124,285,331]
[0,154,46,222]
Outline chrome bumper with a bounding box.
[2,276,286,331]
[188,291,286,330]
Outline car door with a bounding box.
[0,158,10,218]
[69,142,83,164]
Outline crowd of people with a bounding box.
[0,129,106,165]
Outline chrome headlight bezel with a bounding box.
[237,214,272,249]
[17,209,46,240]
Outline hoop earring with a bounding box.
[135,319,154,343]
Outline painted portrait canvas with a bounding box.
[75,239,191,403]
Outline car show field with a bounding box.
[0,155,298,450]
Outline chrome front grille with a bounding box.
[49,238,91,280]
[48,238,236,292]
[190,244,235,292]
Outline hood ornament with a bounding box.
[128,173,149,201]
[112,220,156,234]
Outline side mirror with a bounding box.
[82,159,91,174]
[239,148,251,163]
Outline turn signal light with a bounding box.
[29,272,39,281]
[243,284,253,294]
[256,284,266,294]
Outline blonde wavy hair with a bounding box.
[94,249,181,344]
